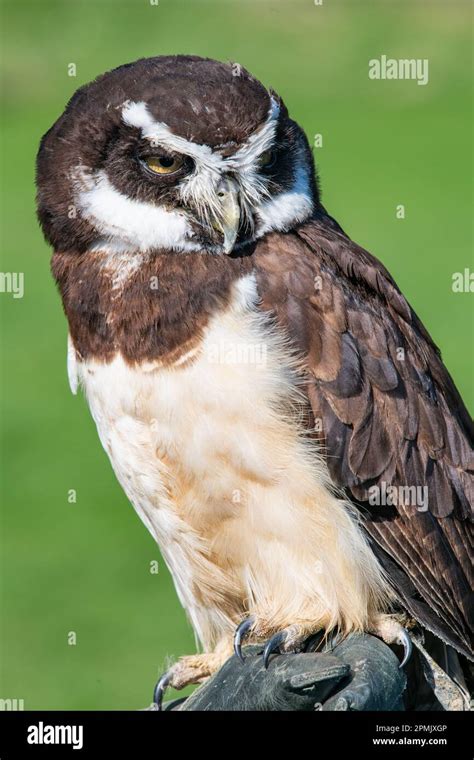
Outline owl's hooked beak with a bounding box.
[212,176,240,254]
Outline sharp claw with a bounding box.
[152,671,171,711]
[233,616,254,663]
[263,630,288,670]
[398,629,412,669]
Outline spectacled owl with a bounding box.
[36,55,473,707]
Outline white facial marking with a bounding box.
[74,96,314,255]
[74,169,199,252]
[122,99,280,233]
[255,155,314,236]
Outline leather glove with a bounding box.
[163,632,406,711]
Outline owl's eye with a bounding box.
[258,149,276,169]
[143,155,184,175]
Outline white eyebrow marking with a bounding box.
[121,98,280,172]
[226,98,280,171]
[122,100,224,171]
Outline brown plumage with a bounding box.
[51,248,253,363]
[253,217,474,659]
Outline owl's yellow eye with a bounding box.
[144,155,184,174]
[258,149,276,168]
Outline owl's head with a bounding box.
[36,55,318,256]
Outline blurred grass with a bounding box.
[0,0,472,709]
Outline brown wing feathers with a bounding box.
[253,216,474,658]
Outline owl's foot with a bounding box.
[233,614,412,670]
[152,648,231,711]
[370,615,412,668]
[233,616,322,668]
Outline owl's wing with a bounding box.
[253,213,474,659]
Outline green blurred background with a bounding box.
[0,0,472,709]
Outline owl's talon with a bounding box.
[398,628,412,669]
[152,671,172,711]
[233,616,255,663]
[262,629,289,669]
[372,616,413,669]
